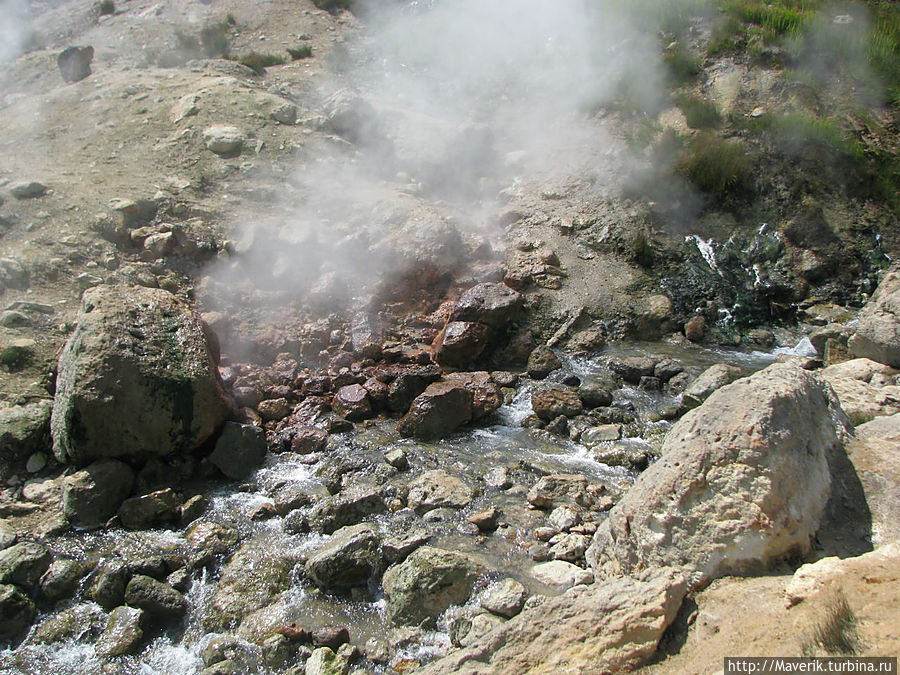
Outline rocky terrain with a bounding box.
[0,0,898,673]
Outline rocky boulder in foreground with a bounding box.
[420,567,686,674]
[849,265,900,367]
[51,286,229,464]
[587,363,850,591]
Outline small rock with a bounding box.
[57,46,93,83]
[271,102,298,125]
[608,357,656,384]
[305,647,349,675]
[332,384,372,421]
[681,363,743,410]
[0,584,36,640]
[39,558,84,603]
[290,427,329,454]
[118,489,181,530]
[684,315,706,342]
[531,560,593,589]
[531,388,582,420]
[406,470,474,514]
[484,466,512,489]
[180,494,209,525]
[313,625,350,650]
[95,606,145,657]
[384,448,408,470]
[527,346,561,379]
[203,126,245,156]
[9,181,48,199]
[305,523,381,590]
[257,398,291,422]
[581,424,622,445]
[480,578,527,618]
[209,423,267,480]
[468,507,499,532]
[548,505,580,532]
[25,452,47,473]
[62,459,134,528]
[0,542,52,589]
[124,574,187,618]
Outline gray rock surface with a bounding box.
[51,286,228,464]
[305,523,381,590]
[420,567,686,675]
[0,542,51,589]
[587,363,849,591]
[0,584,36,640]
[849,265,900,367]
[62,458,134,527]
[397,381,473,440]
[124,575,187,618]
[382,546,484,625]
[209,423,267,480]
[681,363,743,410]
[406,470,474,514]
[95,605,145,657]
[0,401,52,475]
[118,488,181,529]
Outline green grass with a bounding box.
[869,3,900,108]
[664,45,702,86]
[287,45,313,60]
[675,93,722,129]
[707,15,746,55]
[675,133,753,201]
[746,112,864,160]
[227,52,287,74]
[802,592,860,655]
[98,0,115,15]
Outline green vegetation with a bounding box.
[869,3,900,108]
[719,0,820,39]
[664,45,702,86]
[98,0,115,16]
[675,133,753,201]
[746,112,863,160]
[287,45,313,60]
[228,52,287,75]
[631,230,654,267]
[707,15,746,55]
[675,93,722,129]
[803,592,860,655]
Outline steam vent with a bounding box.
[0,0,898,672]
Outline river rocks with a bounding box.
[382,547,485,625]
[0,400,51,475]
[305,523,381,590]
[309,485,386,534]
[397,381,473,440]
[57,46,93,82]
[433,321,490,369]
[526,346,561,379]
[451,282,524,328]
[680,362,743,410]
[608,356,656,384]
[62,458,134,527]
[209,423,267,480]
[819,358,900,425]
[578,383,613,408]
[387,365,442,412]
[51,286,229,465]
[848,266,900,367]
[0,584,36,641]
[210,539,300,629]
[203,125,245,156]
[332,384,372,421]
[479,578,527,618]
[444,372,502,420]
[289,427,329,454]
[587,363,849,591]
[305,646,349,675]
[39,559,84,603]
[95,606,146,657]
[118,488,181,530]
[124,575,187,618]
[0,542,51,589]
[420,567,686,675]
[526,474,589,509]
[406,470,474,514]
[531,387,583,420]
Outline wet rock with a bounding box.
[406,470,474,514]
[0,584,35,640]
[526,474,589,509]
[484,466,512,489]
[810,324,852,364]
[526,346,561,380]
[118,488,181,530]
[95,606,145,657]
[9,181,48,199]
[581,424,622,445]
[452,610,506,648]
[39,558,84,603]
[387,365,442,413]
[382,527,431,565]
[531,560,592,589]
[681,363,743,410]
[635,294,675,338]
[468,507,499,532]
[180,494,208,525]
[27,603,104,645]
[595,445,650,471]
[209,538,300,630]
[549,532,589,562]
[684,315,706,342]
[258,397,291,422]
[313,625,350,650]
[305,523,381,590]
[398,381,473,440]
[305,646,349,675]
[578,383,613,409]
[290,427,329,454]
[124,574,187,618]
[588,363,849,591]
[332,384,372,421]
[384,448,408,470]
[272,482,319,515]
[51,286,228,464]
[450,282,523,329]
[62,458,134,527]
[480,578,527,618]
[309,485,387,534]
[209,423,267,480]
[0,542,51,589]
[186,521,240,565]
[433,321,490,369]
[90,562,129,610]
[0,400,51,473]
[420,568,685,675]
[849,265,900,367]
[654,359,684,382]
[57,46,93,83]
[382,546,485,625]
[531,388,583,420]
[548,505,580,532]
[444,371,502,420]
[608,356,656,384]
[203,125,245,156]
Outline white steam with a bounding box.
[0,0,29,67]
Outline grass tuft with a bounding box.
[803,591,861,655]
[227,52,287,75]
[287,45,313,60]
[98,0,115,16]
[675,133,753,201]
[675,93,722,129]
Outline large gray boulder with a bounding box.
[382,546,485,625]
[51,286,229,464]
[849,266,900,367]
[305,523,381,590]
[419,567,686,675]
[587,363,850,591]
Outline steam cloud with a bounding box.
[0,0,29,67]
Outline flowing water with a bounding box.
[0,341,801,674]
